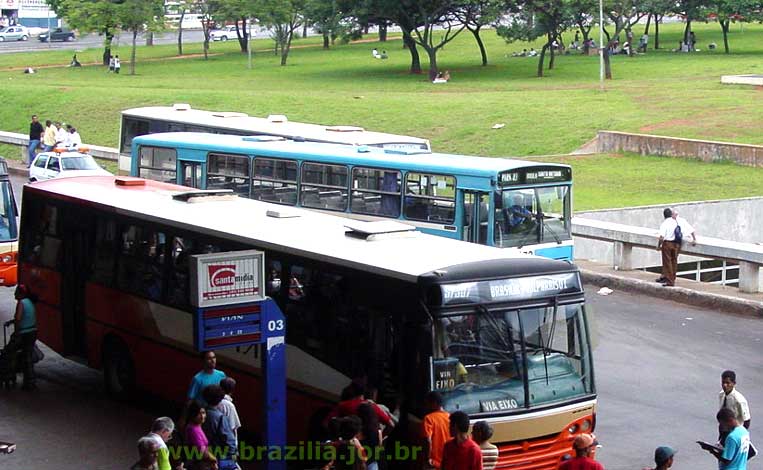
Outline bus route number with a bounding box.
[267,319,284,332]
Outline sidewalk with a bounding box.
[578,259,763,317]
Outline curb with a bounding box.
[581,269,763,317]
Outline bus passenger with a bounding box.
[187,351,227,406]
[131,436,161,470]
[422,391,450,470]
[184,401,218,470]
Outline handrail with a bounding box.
[572,217,763,293]
[0,130,119,163]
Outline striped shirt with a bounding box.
[479,441,499,470]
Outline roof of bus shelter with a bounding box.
[27,176,576,283]
[133,132,571,179]
[123,106,431,148]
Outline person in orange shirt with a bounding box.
[422,391,450,469]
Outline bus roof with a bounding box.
[133,132,570,178]
[123,106,431,150]
[27,177,575,283]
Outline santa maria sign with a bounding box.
[190,250,265,308]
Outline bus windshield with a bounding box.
[494,186,571,248]
[0,180,17,241]
[432,302,592,415]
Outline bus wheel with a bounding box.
[102,337,135,400]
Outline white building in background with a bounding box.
[1,0,60,29]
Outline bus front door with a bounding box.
[461,191,489,245]
[180,161,202,188]
[60,215,92,357]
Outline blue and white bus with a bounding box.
[131,132,574,260]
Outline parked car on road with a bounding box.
[29,149,112,182]
[0,26,29,42]
[38,28,75,42]
[210,25,252,41]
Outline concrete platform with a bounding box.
[578,259,763,317]
[721,74,763,86]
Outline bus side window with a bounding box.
[167,236,198,308]
[404,173,455,223]
[266,259,283,298]
[207,153,250,196]
[117,225,166,302]
[91,218,118,286]
[21,199,62,268]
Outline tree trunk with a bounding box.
[302,23,307,39]
[547,33,555,70]
[281,29,294,65]
[722,20,730,53]
[536,43,548,77]
[655,15,661,49]
[683,20,691,51]
[644,14,652,35]
[130,30,137,75]
[402,30,421,74]
[102,31,114,65]
[379,23,387,42]
[145,31,153,46]
[426,46,438,81]
[237,19,248,53]
[603,48,612,79]
[469,27,487,66]
[177,26,184,55]
[323,32,329,49]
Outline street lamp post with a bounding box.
[47,7,51,49]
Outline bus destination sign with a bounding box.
[439,272,581,305]
[499,167,571,186]
[190,250,265,308]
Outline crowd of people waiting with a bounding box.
[128,350,755,470]
[27,114,83,166]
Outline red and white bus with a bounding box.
[19,176,595,469]
[0,158,18,286]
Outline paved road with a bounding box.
[0,173,761,469]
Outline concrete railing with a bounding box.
[0,131,119,162]
[572,217,763,293]
[596,131,763,167]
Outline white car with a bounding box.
[210,25,252,41]
[0,26,29,42]
[29,149,112,182]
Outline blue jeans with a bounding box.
[43,144,54,152]
[28,139,41,165]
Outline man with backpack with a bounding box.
[657,208,697,287]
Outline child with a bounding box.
[472,421,498,470]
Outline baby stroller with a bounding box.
[0,320,19,388]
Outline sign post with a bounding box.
[191,250,286,470]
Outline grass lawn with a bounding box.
[1,22,763,210]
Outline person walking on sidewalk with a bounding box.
[28,115,44,166]
[656,208,696,286]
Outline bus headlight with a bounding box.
[568,424,578,434]
[1,255,11,263]
[581,419,591,431]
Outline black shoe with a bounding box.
[655,276,667,283]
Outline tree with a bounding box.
[259,0,304,65]
[452,0,504,66]
[497,0,569,77]
[673,0,706,50]
[47,0,121,65]
[209,0,261,53]
[398,0,467,80]
[118,0,164,74]
[638,0,672,50]
[304,0,346,49]
[567,0,596,54]
[708,0,756,53]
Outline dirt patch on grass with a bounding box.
[639,118,694,132]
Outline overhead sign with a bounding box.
[439,272,582,305]
[190,250,265,308]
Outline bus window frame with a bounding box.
[206,152,251,197]
[350,166,402,218]
[252,156,299,206]
[120,116,151,154]
[300,161,350,212]
[137,146,178,183]
[403,172,457,224]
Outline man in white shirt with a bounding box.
[55,122,68,148]
[218,377,242,447]
[656,208,696,286]
[719,370,751,442]
[67,127,82,149]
